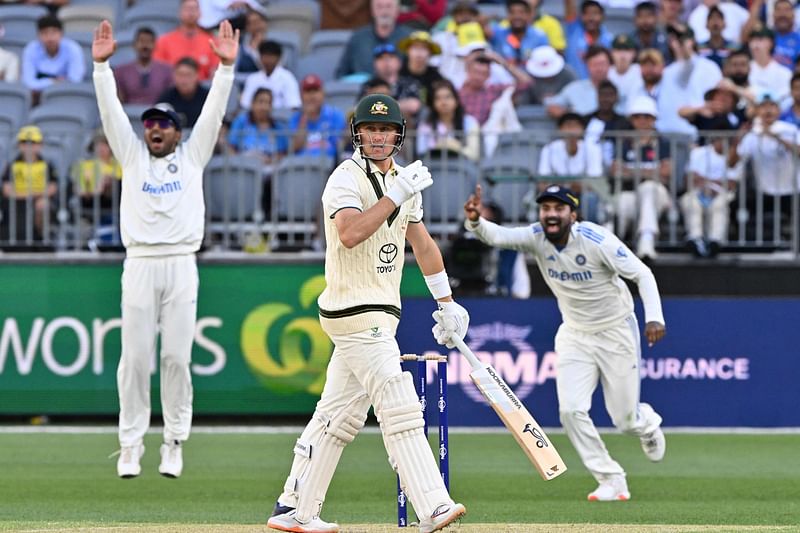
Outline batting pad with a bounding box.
[378,372,451,520]
[292,395,371,522]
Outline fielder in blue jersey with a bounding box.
[463,183,667,501]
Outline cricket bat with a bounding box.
[452,336,567,480]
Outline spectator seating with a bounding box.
[205,154,264,225]
[324,81,362,117]
[122,3,180,35]
[264,1,318,54]
[41,82,98,124]
[122,103,148,137]
[270,155,332,247]
[423,153,481,236]
[0,83,32,135]
[480,155,537,224]
[109,28,137,68]
[0,5,49,43]
[296,30,352,83]
[268,29,302,74]
[604,8,636,38]
[516,105,557,136]
[59,4,116,34]
[491,132,542,174]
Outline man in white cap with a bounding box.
[609,95,673,260]
[515,45,576,105]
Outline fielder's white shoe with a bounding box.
[267,508,339,533]
[418,503,466,533]
[158,440,183,478]
[116,444,144,478]
[641,428,666,462]
[587,475,630,501]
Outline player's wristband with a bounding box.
[424,270,452,300]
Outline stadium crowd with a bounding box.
[0,0,799,259]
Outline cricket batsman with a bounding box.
[91,19,238,478]
[463,184,667,501]
[267,94,468,533]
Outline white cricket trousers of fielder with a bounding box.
[278,327,451,519]
[118,254,198,447]
[556,314,662,482]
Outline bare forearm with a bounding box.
[337,198,397,248]
[411,229,446,276]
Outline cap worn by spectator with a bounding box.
[638,48,665,66]
[704,86,736,101]
[141,102,183,131]
[301,74,323,91]
[373,43,399,58]
[755,91,779,105]
[455,21,488,56]
[536,184,581,209]
[667,24,695,41]
[749,25,775,40]
[398,31,442,55]
[628,95,658,117]
[17,125,43,143]
[612,34,637,50]
[526,46,565,78]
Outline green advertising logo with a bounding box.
[240,275,332,395]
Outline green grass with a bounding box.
[0,431,798,531]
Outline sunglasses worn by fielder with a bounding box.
[143,118,176,130]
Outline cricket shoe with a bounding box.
[587,475,630,501]
[158,440,183,478]
[116,444,144,478]
[418,503,466,533]
[641,427,666,462]
[267,507,339,533]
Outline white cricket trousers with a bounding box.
[679,190,734,242]
[555,314,662,482]
[118,254,198,447]
[279,327,451,518]
[616,180,672,237]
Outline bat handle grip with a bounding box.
[451,336,483,371]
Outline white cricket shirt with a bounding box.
[318,151,423,336]
[467,219,665,332]
[94,61,233,257]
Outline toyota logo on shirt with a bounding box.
[377,243,398,274]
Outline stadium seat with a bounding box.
[270,155,332,248]
[422,154,480,236]
[0,83,32,134]
[516,105,556,134]
[123,103,149,137]
[40,82,98,124]
[267,29,302,74]
[604,9,636,39]
[59,4,115,34]
[295,30,352,82]
[480,155,537,224]
[478,3,507,21]
[264,1,317,54]
[324,81,362,116]
[0,33,30,59]
[205,155,264,224]
[109,28,137,68]
[29,105,96,155]
[0,5,49,43]
[122,4,179,35]
[491,133,543,173]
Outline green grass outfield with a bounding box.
[0,429,798,532]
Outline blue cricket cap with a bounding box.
[536,184,580,209]
[373,43,398,57]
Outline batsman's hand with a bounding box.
[464,184,483,222]
[385,160,432,207]
[431,300,470,349]
[92,20,116,63]
[645,321,666,347]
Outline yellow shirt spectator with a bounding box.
[499,14,566,51]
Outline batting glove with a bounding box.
[385,160,433,207]
[431,301,470,349]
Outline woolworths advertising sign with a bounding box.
[0,263,427,415]
[1,263,799,426]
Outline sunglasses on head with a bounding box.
[143,118,175,129]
